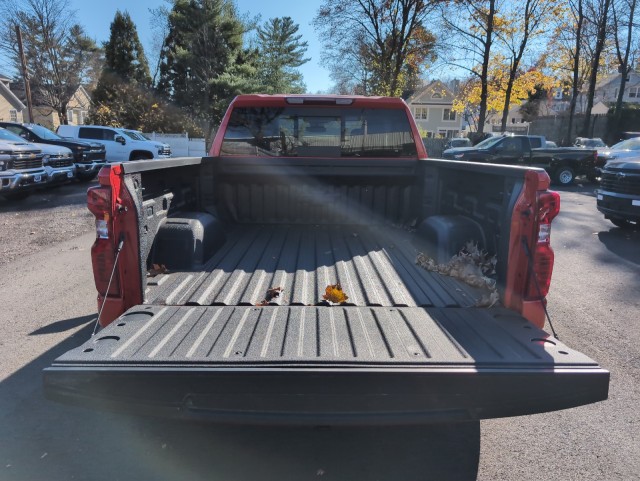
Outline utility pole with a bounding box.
[15,25,34,123]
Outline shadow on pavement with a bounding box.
[1,318,481,481]
[29,313,96,336]
[597,227,640,265]
[554,181,599,198]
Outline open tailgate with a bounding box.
[44,305,608,424]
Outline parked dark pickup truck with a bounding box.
[597,158,640,228]
[44,95,608,425]
[442,134,597,185]
[0,122,107,181]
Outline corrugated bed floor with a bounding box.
[145,224,484,308]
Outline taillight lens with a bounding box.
[87,168,120,296]
[87,186,111,239]
[526,191,560,299]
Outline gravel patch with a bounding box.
[0,182,96,266]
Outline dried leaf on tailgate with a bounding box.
[322,284,349,304]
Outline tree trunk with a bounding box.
[581,0,612,137]
[477,0,496,136]
[613,0,636,137]
[500,70,516,132]
[567,0,584,146]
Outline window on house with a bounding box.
[431,93,442,99]
[554,88,563,99]
[443,109,456,121]
[630,87,639,98]
[79,111,86,124]
[9,109,17,122]
[414,107,428,120]
[67,110,74,123]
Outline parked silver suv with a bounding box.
[0,128,47,200]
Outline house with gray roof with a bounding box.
[0,73,25,123]
[406,81,463,138]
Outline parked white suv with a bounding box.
[57,125,171,162]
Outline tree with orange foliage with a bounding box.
[453,56,557,130]
[494,0,565,132]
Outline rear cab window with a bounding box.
[79,128,116,141]
[529,137,542,149]
[221,107,418,158]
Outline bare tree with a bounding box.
[580,0,613,136]
[495,0,559,132]
[0,0,101,125]
[567,0,586,144]
[437,0,498,136]
[611,0,638,125]
[314,0,438,96]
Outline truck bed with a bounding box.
[45,302,608,423]
[145,224,483,308]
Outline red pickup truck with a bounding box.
[44,95,608,424]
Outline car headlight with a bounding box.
[454,153,465,159]
[0,160,5,171]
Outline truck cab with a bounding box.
[57,125,171,162]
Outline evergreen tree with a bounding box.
[256,17,309,94]
[89,10,200,135]
[92,10,151,114]
[103,10,151,86]
[157,0,258,133]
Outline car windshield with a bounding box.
[28,124,63,140]
[0,128,27,142]
[474,136,502,149]
[221,107,417,157]
[610,138,640,150]
[583,139,606,147]
[123,130,148,141]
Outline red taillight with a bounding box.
[525,191,560,299]
[88,167,120,296]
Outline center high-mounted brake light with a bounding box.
[285,97,354,105]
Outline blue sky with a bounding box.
[68,0,332,93]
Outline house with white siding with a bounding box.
[0,74,25,123]
[406,81,463,138]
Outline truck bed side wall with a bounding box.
[421,159,524,292]
[122,157,532,306]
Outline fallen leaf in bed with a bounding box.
[416,241,499,308]
[148,264,169,277]
[256,286,283,306]
[323,284,349,304]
